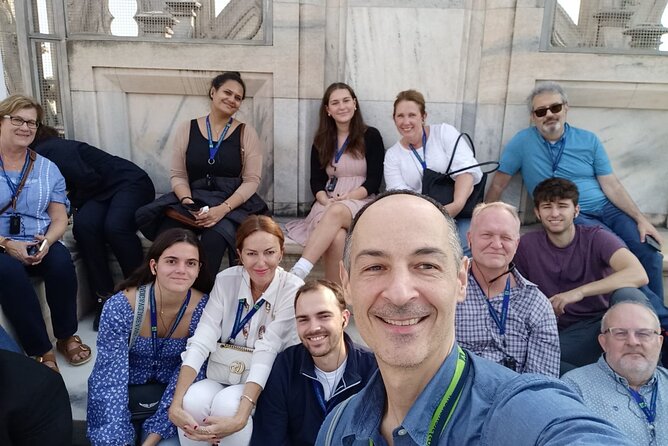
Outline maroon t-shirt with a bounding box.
[514,225,625,329]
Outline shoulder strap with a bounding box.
[239,123,246,177]
[445,133,474,173]
[324,395,354,446]
[444,133,499,177]
[0,149,36,216]
[129,284,148,349]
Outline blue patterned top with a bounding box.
[87,290,208,445]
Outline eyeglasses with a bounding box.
[532,103,564,118]
[3,115,40,129]
[603,327,661,342]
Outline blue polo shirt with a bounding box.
[316,343,633,445]
[499,124,613,213]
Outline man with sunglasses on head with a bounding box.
[486,82,664,305]
[562,301,667,445]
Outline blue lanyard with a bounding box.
[333,136,350,165]
[485,277,511,336]
[228,297,266,343]
[205,116,233,165]
[627,382,658,425]
[0,151,30,207]
[148,285,191,372]
[409,128,428,171]
[540,125,568,175]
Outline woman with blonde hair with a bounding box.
[0,94,91,371]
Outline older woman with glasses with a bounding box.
[0,94,91,371]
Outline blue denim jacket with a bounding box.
[317,344,633,445]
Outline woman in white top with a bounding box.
[168,215,303,445]
[384,89,482,254]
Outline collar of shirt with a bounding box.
[468,268,533,301]
[533,122,570,147]
[598,355,658,396]
[340,342,463,445]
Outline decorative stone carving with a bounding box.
[135,11,177,38]
[165,1,201,38]
[66,0,113,34]
[0,0,22,93]
[198,0,263,40]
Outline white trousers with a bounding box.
[177,379,253,446]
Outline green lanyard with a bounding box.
[370,346,469,446]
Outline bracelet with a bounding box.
[240,394,255,407]
[222,202,233,212]
[180,196,193,204]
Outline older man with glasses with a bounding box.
[562,301,667,445]
[485,82,664,304]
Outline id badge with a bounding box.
[9,214,20,235]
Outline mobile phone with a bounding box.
[27,239,47,256]
[182,202,201,212]
[326,176,338,193]
[645,235,661,252]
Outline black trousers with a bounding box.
[72,179,155,299]
[0,350,72,445]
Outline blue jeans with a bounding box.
[575,201,664,299]
[455,218,471,258]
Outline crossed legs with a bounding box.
[295,203,352,283]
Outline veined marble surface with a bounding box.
[53,1,668,221]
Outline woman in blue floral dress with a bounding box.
[87,228,214,446]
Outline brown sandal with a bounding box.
[56,335,92,366]
[35,351,60,373]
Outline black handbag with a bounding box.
[421,133,498,219]
[128,381,167,423]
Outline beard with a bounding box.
[539,119,563,139]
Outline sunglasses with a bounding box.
[533,103,564,118]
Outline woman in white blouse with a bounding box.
[168,215,303,445]
[384,89,482,254]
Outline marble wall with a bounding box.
[55,0,667,223]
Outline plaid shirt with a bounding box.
[455,268,560,377]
